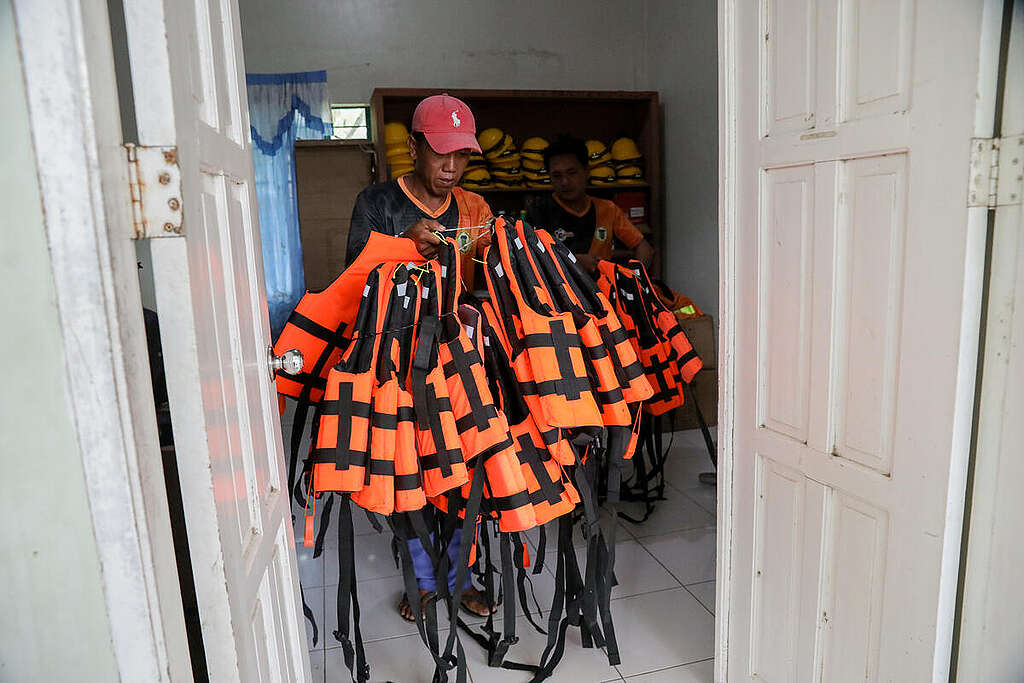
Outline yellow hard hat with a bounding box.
[384,122,410,145]
[478,128,511,158]
[486,136,515,161]
[588,165,617,185]
[494,177,525,188]
[466,152,487,168]
[520,137,549,160]
[615,165,645,184]
[491,167,522,181]
[610,137,643,167]
[585,140,611,168]
[386,145,411,160]
[522,169,549,181]
[461,166,492,188]
[521,156,546,171]
[489,152,521,170]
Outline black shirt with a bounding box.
[345,177,461,265]
[525,194,597,254]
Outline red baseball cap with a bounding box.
[411,94,481,154]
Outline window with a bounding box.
[330,105,370,140]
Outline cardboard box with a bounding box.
[675,368,718,431]
[679,314,716,370]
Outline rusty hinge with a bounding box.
[125,144,182,238]
[968,135,1024,208]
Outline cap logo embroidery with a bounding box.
[451,111,461,128]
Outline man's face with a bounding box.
[410,136,471,196]
[548,153,588,203]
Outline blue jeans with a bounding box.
[409,528,472,592]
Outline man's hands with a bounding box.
[401,219,445,258]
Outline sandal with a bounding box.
[397,589,432,623]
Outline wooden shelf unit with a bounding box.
[370,88,663,274]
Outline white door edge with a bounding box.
[11,0,192,680]
[715,1,740,681]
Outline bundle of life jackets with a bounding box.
[273,217,704,683]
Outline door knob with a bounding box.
[268,347,303,379]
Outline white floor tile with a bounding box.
[463,613,622,683]
[296,543,326,589]
[639,528,717,586]
[685,581,715,615]
[674,485,717,517]
[624,658,714,682]
[611,589,715,677]
[618,489,714,539]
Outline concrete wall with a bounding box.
[646,0,719,319]
[0,0,120,678]
[239,0,650,103]
[237,0,719,317]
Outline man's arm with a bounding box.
[611,206,653,268]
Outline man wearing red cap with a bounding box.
[345,93,492,291]
[344,94,495,622]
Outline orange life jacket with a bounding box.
[484,219,603,429]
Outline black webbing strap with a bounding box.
[512,532,546,634]
[491,531,518,667]
[299,581,318,647]
[332,494,369,682]
[440,449,495,682]
[531,515,574,682]
[574,450,605,650]
[532,524,547,575]
[412,274,440,428]
[312,492,334,558]
[597,427,627,665]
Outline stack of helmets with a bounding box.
[611,137,645,185]
[520,136,551,189]
[460,150,492,189]
[479,127,523,188]
[384,121,414,180]
[585,139,617,186]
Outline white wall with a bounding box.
[239,0,650,103]
[646,0,719,319]
[237,0,719,318]
[0,0,120,677]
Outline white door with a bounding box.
[721,0,996,681]
[122,0,309,680]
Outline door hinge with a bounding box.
[125,144,183,238]
[968,135,1024,208]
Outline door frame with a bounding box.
[11,0,192,680]
[714,1,739,681]
[715,1,1007,681]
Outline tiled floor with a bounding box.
[292,420,718,682]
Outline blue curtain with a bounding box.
[246,70,332,338]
